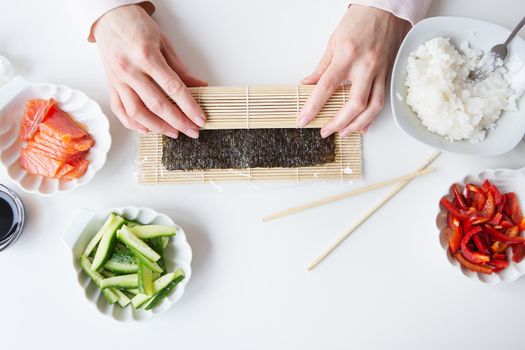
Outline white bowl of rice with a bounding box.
[391,16,525,156]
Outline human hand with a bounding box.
[93,5,207,139]
[299,5,410,138]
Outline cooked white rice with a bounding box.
[404,37,524,142]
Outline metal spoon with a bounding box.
[469,16,525,82]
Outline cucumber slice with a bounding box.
[147,237,167,273]
[101,288,119,305]
[161,236,169,249]
[80,256,102,287]
[91,215,125,270]
[113,288,131,307]
[99,274,138,290]
[126,288,139,295]
[131,270,185,309]
[104,259,139,274]
[137,261,154,296]
[128,246,163,273]
[83,214,123,257]
[116,226,160,262]
[144,274,185,310]
[129,225,177,239]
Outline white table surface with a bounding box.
[1,1,525,349]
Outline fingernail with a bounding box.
[167,131,179,139]
[297,116,309,128]
[320,129,332,138]
[340,129,351,138]
[186,129,199,139]
[195,116,206,127]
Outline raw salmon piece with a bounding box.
[20,147,64,177]
[39,108,87,143]
[37,132,94,152]
[61,158,89,180]
[56,163,74,178]
[19,99,56,140]
[25,143,86,163]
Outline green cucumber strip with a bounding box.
[152,272,161,280]
[130,270,185,309]
[101,288,119,305]
[104,259,138,274]
[138,261,154,296]
[161,236,169,249]
[127,288,139,295]
[80,256,103,287]
[91,215,125,270]
[116,226,160,262]
[144,274,185,310]
[128,246,163,273]
[83,214,121,257]
[147,237,167,273]
[113,289,131,307]
[129,225,177,239]
[99,274,138,290]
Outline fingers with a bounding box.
[320,67,375,138]
[339,74,386,137]
[161,35,208,87]
[302,47,333,85]
[127,72,200,138]
[109,88,149,133]
[117,84,180,139]
[298,62,347,128]
[144,50,207,128]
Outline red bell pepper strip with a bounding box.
[452,184,468,210]
[484,225,525,244]
[481,180,492,194]
[489,259,509,272]
[512,244,525,263]
[440,198,471,219]
[447,215,462,254]
[473,235,489,254]
[462,215,488,232]
[492,253,506,260]
[454,252,493,274]
[504,193,523,225]
[487,212,502,226]
[480,192,495,220]
[460,226,490,264]
[500,220,514,229]
[490,183,503,207]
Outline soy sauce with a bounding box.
[0,191,19,242]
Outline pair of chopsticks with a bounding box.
[262,151,441,270]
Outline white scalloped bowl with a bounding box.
[0,76,111,195]
[437,168,525,283]
[62,206,193,322]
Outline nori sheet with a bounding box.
[162,129,336,171]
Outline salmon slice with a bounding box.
[36,131,94,152]
[19,99,56,140]
[20,147,64,177]
[61,158,89,180]
[39,108,87,143]
[25,143,86,163]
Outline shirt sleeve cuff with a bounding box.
[347,0,432,26]
[67,0,156,42]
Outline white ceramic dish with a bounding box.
[0,76,111,195]
[437,168,525,283]
[62,206,193,321]
[391,16,525,156]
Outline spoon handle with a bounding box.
[504,16,525,46]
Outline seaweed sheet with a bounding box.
[162,129,336,171]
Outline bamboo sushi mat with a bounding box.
[138,85,363,184]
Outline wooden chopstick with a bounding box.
[306,151,441,271]
[262,167,436,222]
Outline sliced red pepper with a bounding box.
[467,184,487,212]
[462,215,489,232]
[480,192,495,220]
[487,212,502,226]
[488,259,509,272]
[473,235,489,254]
[460,226,490,264]
[512,244,525,263]
[500,220,514,229]
[504,193,523,225]
[452,184,468,210]
[519,218,525,231]
[491,241,506,254]
[485,225,525,244]
[490,184,503,207]
[447,215,462,254]
[481,180,492,194]
[454,252,493,274]
[492,253,506,260]
[440,198,471,219]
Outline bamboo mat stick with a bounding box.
[262,167,436,222]
[306,151,441,271]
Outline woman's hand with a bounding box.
[94,5,207,139]
[299,5,410,137]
